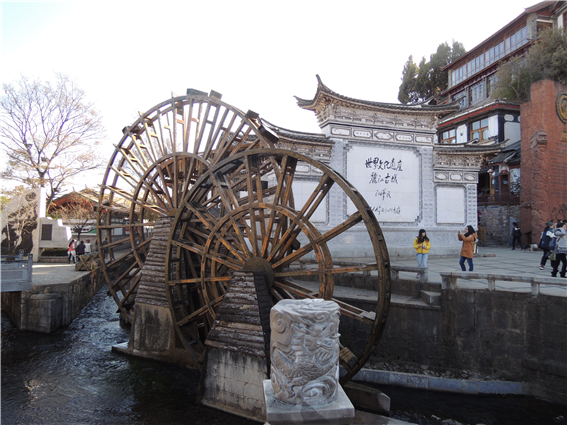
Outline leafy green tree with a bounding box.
[398,41,466,103]
[398,56,420,104]
[0,73,106,210]
[491,28,567,102]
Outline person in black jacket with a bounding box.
[76,240,86,260]
[539,221,556,269]
[511,222,522,250]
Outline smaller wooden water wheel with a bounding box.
[97,92,278,323]
[165,148,391,384]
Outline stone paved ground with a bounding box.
[390,245,567,297]
[31,262,92,287]
[32,245,567,297]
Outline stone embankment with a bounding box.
[1,266,104,333]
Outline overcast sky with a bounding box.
[1,1,529,190]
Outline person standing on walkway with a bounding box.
[84,239,92,255]
[539,221,556,270]
[458,225,476,271]
[511,222,522,250]
[76,241,86,261]
[413,229,430,278]
[551,221,567,278]
[68,239,76,264]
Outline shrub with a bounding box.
[41,248,68,257]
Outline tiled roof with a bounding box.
[488,140,521,164]
[439,98,521,125]
[434,144,503,155]
[260,119,331,144]
[296,75,460,115]
[443,1,559,71]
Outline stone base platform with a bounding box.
[263,380,355,425]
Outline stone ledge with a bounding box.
[349,368,527,396]
[38,256,69,263]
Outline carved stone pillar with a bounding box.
[270,298,341,405]
[523,130,548,242]
[263,299,354,425]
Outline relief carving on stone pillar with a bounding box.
[530,130,547,149]
[270,299,340,405]
[530,130,549,228]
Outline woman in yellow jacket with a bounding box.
[413,229,431,277]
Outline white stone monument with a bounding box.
[263,299,355,425]
[1,188,71,261]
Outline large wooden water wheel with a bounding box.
[97,92,278,323]
[165,148,391,384]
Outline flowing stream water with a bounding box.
[1,288,254,425]
[2,287,566,425]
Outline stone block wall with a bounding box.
[339,289,567,404]
[1,270,104,333]
[200,348,268,422]
[478,204,521,244]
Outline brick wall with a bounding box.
[520,79,567,241]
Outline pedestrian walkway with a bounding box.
[391,245,566,297]
[30,246,566,297]
[32,262,92,287]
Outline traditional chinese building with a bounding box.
[437,1,567,243]
[264,76,500,257]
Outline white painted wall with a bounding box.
[346,145,420,222]
[488,115,499,139]
[436,186,465,223]
[292,180,328,223]
[456,124,468,143]
[504,120,521,145]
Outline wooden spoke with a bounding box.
[165,148,391,382]
[271,212,363,269]
[99,94,277,325]
[210,174,253,257]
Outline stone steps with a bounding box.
[420,290,441,306]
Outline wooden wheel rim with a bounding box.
[165,148,391,384]
[97,94,277,323]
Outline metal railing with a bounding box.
[1,251,33,292]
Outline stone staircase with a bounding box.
[392,277,442,308]
[419,289,441,306]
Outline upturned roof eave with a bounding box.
[296,75,460,115]
[260,119,332,144]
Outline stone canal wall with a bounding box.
[1,269,104,333]
[341,289,567,404]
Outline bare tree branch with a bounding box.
[51,192,97,241]
[0,73,106,210]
